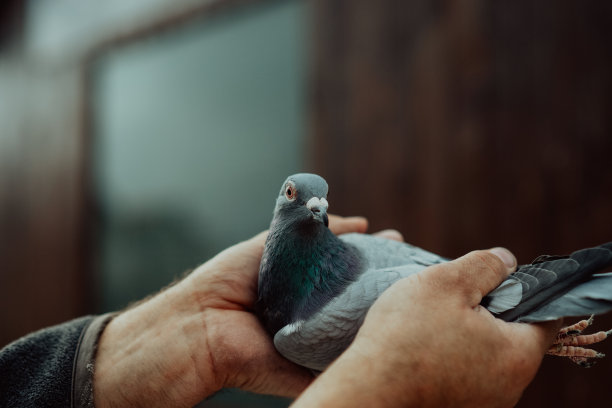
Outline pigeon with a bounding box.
[256,173,612,370]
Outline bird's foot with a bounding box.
[546,315,611,367]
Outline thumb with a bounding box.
[442,247,517,306]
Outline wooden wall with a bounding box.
[309,1,612,407]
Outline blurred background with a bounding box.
[1,0,611,407]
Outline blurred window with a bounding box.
[93,0,306,321]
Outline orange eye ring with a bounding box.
[285,183,296,201]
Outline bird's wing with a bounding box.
[518,273,612,322]
[339,233,448,269]
[274,264,424,371]
[482,243,612,322]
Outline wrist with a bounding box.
[93,282,220,407]
[293,337,424,408]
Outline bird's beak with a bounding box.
[306,197,329,227]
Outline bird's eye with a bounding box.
[285,184,296,201]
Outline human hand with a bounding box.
[292,248,562,408]
[94,215,399,407]
[181,215,375,398]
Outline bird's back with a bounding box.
[339,233,449,270]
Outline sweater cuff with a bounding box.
[71,313,116,408]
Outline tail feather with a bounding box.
[488,242,612,322]
[570,246,612,273]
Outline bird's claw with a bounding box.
[546,316,610,367]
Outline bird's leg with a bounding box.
[546,315,612,367]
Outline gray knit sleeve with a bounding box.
[72,313,115,408]
[0,313,115,408]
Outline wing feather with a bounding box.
[340,233,448,269]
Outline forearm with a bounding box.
[94,282,219,408]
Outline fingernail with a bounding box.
[377,229,404,241]
[490,247,516,269]
[347,216,369,229]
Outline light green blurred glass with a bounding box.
[92,1,307,406]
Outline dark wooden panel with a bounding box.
[0,0,24,51]
[0,65,90,347]
[309,1,612,407]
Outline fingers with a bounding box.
[247,216,369,251]
[255,357,314,398]
[489,247,517,271]
[249,230,269,246]
[251,217,391,245]
[434,247,517,306]
[528,319,564,353]
[328,215,369,235]
[492,319,564,373]
[327,215,402,241]
[373,229,404,242]
[238,230,268,258]
[241,339,315,397]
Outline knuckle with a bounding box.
[470,250,506,277]
[441,250,508,301]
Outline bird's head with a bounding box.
[273,173,329,228]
